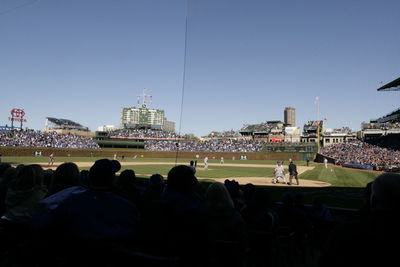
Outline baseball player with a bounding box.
[273,161,287,184]
[288,160,299,185]
[48,153,55,167]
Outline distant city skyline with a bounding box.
[1,0,399,136]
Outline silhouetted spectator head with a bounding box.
[243,183,256,204]
[224,179,240,200]
[0,163,11,178]
[147,173,165,196]
[12,164,44,190]
[167,165,198,194]
[118,169,136,188]
[51,162,79,193]
[371,173,400,212]
[149,173,164,187]
[206,182,234,211]
[89,159,121,187]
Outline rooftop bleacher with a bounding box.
[46,117,89,131]
[376,108,400,123]
[240,121,284,134]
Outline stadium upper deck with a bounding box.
[45,117,89,132]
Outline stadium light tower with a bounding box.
[315,96,320,121]
[137,88,152,106]
[315,97,321,152]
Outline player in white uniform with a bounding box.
[220,156,224,164]
[48,153,54,167]
[273,161,287,184]
[204,156,209,170]
[324,158,328,168]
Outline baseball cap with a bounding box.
[89,159,121,187]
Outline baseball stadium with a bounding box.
[0,77,399,266]
[1,0,400,264]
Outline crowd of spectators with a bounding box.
[240,121,283,133]
[362,121,400,130]
[0,159,399,266]
[366,134,400,151]
[0,130,99,149]
[320,140,400,170]
[206,130,240,138]
[108,129,181,139]
[145,139,264,152]
[0,159,336,266]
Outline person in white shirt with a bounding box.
[204,156,209,170]
[273,161,287,184]
[48,153,55,167]
[220,156,224,164]
[324,158,328,168]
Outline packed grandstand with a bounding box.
[45,117,89,132]
[0,130,99,149]
[1,127,399,163]
[145,139,264,152]
[108,128,182,139]
[320,140,400,171]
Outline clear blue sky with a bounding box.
[1,0,399,137]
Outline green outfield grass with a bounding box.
[2,156,382,209]
[2,156,312,166]
[112,165,276,179]
[299,164,379,187]
[2,156,378,188]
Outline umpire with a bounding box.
[288,159,299,185]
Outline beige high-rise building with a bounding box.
[284,107,296,127]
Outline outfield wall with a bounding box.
[0,147,314,161]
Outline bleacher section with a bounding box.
[377,108,400,123]
[45,117,89,132]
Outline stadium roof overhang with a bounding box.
[377,77,400,91]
